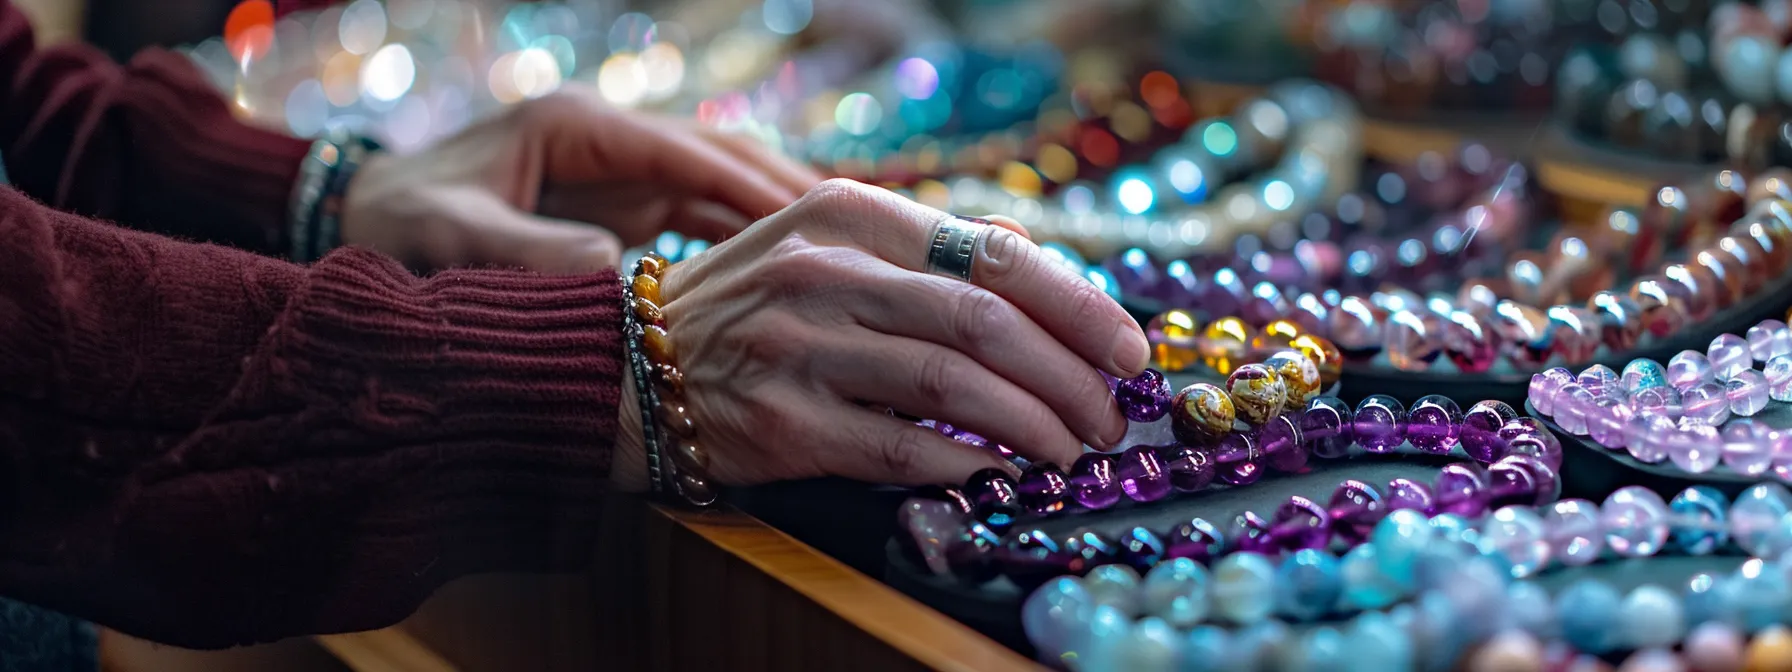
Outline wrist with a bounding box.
[611,365,650,493]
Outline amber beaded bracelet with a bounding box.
[623,252,718,507]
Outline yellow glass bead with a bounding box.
[670,438,712,474]
[1745,625,1792,672]
[1200,316,1251,375]
[1250,319,1304,357]
[1147,309,1203,372]
[1262,350,1321,412]
[633,296,664,326]
[632,273,662,305]
[638,252,670,279]
[643,324,675,364]
[1290,333,1343,387]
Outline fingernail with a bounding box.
[1110,321,1149,377]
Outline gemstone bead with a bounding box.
[1271,496,1331,552]
[1668,350,1715,389]
[1621,359,1669,393]
[1142,558,1210,629]
[1683,382,1732,425]
[1478,505,1551,578]
[1201,316,1252,375]
[1589,291,1645,351]
[1116,526,1167,574]
[1530,367,1576,416]
[1115,617,1180,672]
[1260,414,1307,473]
[1329,296,1383,360]
[1353,395,1406,453]
[1553,383,1594,435]
[1301,396,1354,459]
[1491,300,1553,368]
[1406,395,1462,454]
[1274,549,1343,621]
[1291,333,1344,387]
[1226,363,1288,426]
[1147,310,1202,372]
[1617,585,1685,650]
[1161,445,1216,493]
[1170,383,1236,447]
[965,468,1023,533]
[1432,463,1491,517]
[1116,369,1175,422]
[1070,453,1122,510]
[1631,275,1690,338]
[1069,604,1130,670]
[1578,364,1622,397]
[1732,561,1792,634]
[1164,518,1226,564]
[1727,369,1770,416]
[1499,418,1564,471]
[1548,305,1603,365]
[1384,478,1434,514]
[1084,564,1143,615]
[1730,484,1792,557]
[1118,445,1172,503]
[1489,454,1559,508]
[1215,432,1263,486]
[1601,486,1672,558]
[1442,310,1500,374]
[1711,334,1755,380]
[1461,400,1517,463]
[1723,420,1776,476]
[1212,553,1278,624]
[1751,320,1792,362]
[1369,509,1434,588]
[1670,486,1731,555]
[1018,463,1071,515]
[1670,418,1723,474]
[1229,511,1275,554]
[1063,530,1120,574]
[1385,310,1441,372]
[1262,350,1321,412]
[1557,579,1623,654]
[1022,576,1092,659]
[1327,480,1385,546]
[1682,622,1745,672]
[1001,529,1075,589]
[1745,626,1792,672]
[1767,354,1792,401]
[1545,498,1604,566]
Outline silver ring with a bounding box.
[925,215,991,281]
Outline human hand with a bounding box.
[341,86,821,274]
[631,179,1150,488]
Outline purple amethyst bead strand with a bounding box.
[1160,445,1217,492]
[1300,396,1355,459]
[965,468,1024,533]
[1215,432,1264,485]
[1433,463,1492,516]
[1070,453,1122,510]
[1353,395,1407,453]
[1385,478,1436,513]
[1118,445,1173,503]
[1270,496,1332,551]
[1259,414,1308,473]
[1327,480,1387,544]
[1017,463,1071,515]
[1406,394,1464,454]
[1461,400,1518,463]
[1115,369,1174,422]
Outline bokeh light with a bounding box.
[321,51,362,106]
[835,93,883,135]
[894,58,941,100]
[639,42,686,98]
[283,78,329,136]
[361,44,416,102]
[338,0,388,55]
[223,0,275,63]
[762,0,814,35]
[1115,173,1155,214]
[596,52,647,106]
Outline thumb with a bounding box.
[463,208,624,275]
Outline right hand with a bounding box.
[645,179,1150,487]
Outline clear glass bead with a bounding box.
[1669,418,1722,474]
[1729,484,1792,558]
[1600,486,1671,558]
[1722,420,1777,477]
[1668,350,1715,389]
[1749,319,1792,362]
[1554,383,1594,436]
[1709,334,1753,380]
[1577,364,1621,398]
[1682,382,1732,425]
[1545,498,1604,566]
[1766,355,1792,402]
[1625,415,1671,463]
[1476,505,1551,578]
[1727,369,1771,416]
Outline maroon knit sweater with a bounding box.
[0,1,622,650]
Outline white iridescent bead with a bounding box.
[1768,355,1792,402]
[1750,320,1792,362]
[1544,498,1604,566]
[1682,382,1732,425]
[1141,558,1210,628]
[1709,334,1752,380]
[1723,420,1777,477]
[1670,418,1722,474]
[1730,484,1792,558]
[1600,486,1671,558]
[1668,350,1714,389]
[1727,369,1771,416]
[1476,505,1551,578]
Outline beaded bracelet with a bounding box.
[287,130,381,264]
[623,253,718,507]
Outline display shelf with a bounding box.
[1531,121,1715,220]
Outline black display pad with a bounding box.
[1528,400,1789,498]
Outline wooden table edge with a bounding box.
[656,504,1046,672]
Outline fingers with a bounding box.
[455,197,624,274]
[817,328,1087,466]
[814,403,1017,487]
[537,183,754,244]
[800,179,1149,378]
[847,269,1127,448]
[692,124,825,197]
[593,112,800,217]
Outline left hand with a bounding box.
[341,85,822,274]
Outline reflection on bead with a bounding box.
[1476,505,1550,577]
[1369,509,1433,588]
[632,296,664,325]
[1226,363,1288,426]
[1683,622,1745,672]
[1406,395,1462,454]
[1600,486,1671,558]
[677,471,717,505]
[643,324,675,363]
[1021,576,1091,660]
[1291,333,1344,386]
[1590,291,1645,352]
[1212,553,1278,625]
[1070,453,1122,510]
[1329,296,1383,360]
[1442,310,1500,373]
[1274,549,1342,622]
[1165,518,1226,564]
[1767,355,1792,401]
[1461,400,1516,464]
[1546,499,1604,566]
[658,401,696,438]
[1683,382,1732,425]
[1727,369,1771,416]
[1263,350,1321,412]
[669,438,710,474]
[1353,395,1406,453]
[1142,558,1210,628]
[1147,310,1202,372]
[1669,486,1730,555]
[1201,317,1252,375]
[1749,319,1792,362]
[1385,310,1441,371]
[631,273,662,304]
[1710,334,1754,380]
[1116,370,1174,422]
[1171,383,1235,446]
[1730,483,1792,557]
[1018,463,1071,515]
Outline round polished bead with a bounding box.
[1732,561,1792,634]
[1338,544,1404,611]
[632,295,664,325]
[1545,498,1605,566]
[1549,305,1604,365]
[1730,483,1792,557]
[1275,549,1342,622]
[1170,383,1236,447]
[1530,367,1576,416]
[1344,611,1413,671]
[1164,517,1226,564]
[1406,395,1463,454]
[1492,300,1554,368]
[1443,310,1501,374]
[1385,310,1441,372]
[1201,316,1252,375]
[1327,480,1386,546]
[1588,396,1633,449]
[1476,505,1550,578]
[965,468,1023,532]
[1621,359,1670,394]
[1161,445,1216,493]
[1489,454,1560,508]
[1750,320,1792,362]
[1590,291,1645,352]
[1212,553,1278,625]
[1000,529,1075,589]
[631,273,662,304]
[1226,363,1288,426]
[1384,478,1434,514]
[1724,420,1777,476]
[1114,617,1180,672]
[1118,445,1172,503]
[1728,369,1771,416]
[1632,276,1691,338]
[1627,415,1676,464]
[1601,486,1672,558]
[1022,576,1092,659]
[1669,350,1716,389]
[1462,400,1517,463]
[1301,396,1355,459]
[1263,350,1322,412]
[944,520,1003,584]
[1068,603,1131,671]
[657,399,696,438]
[1018,463,1071,515]
[1116,369,1175,422]
[1553,383,1595,436]
[1291,333,1344,387]
[1215,432,1263,486]
[1142,558,1210,628]
[1062,530,1121,575]
[1260,414,1307,473]
[1670,486,1731,555]
[1465,630,1545,672]
[1500,418,1564,471]
[1630,384,1683,420]
[1684,381,1733,425]
[1270,496,1331,552]
[669,438,710,475]
[1116,526,1168,574]
[1433,463,1491,517]
[1577,364,1622,397]
[1069,453,1122,510]
[1084,563,1143,615]
[1711,334,1755,380]
[1369,509,1434,588]
[1180,626,1232,672]
[1617,585,1685,651]
[1670,418,1723,474]
[1353,395,1406,453]
[1557,579,1623,654]
[1767,354,1792,401]
[1682,622,1746,672]
[1329,296,1383,360]
[1228,510,1276,555]
[1147,310,1202,372]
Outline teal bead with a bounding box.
[1556,579,1622,654]
[1086,267,1123,301]
[1412,591,1467,670]
[1074,604,1134,672]
[1730,483,1792,558]
[1022,576,1093,660]
[1731,558,1791,632]
[1343,611,1413,672]
[1670,486,1731,555]
[1282,626,1347,672]
[1114,617,1181,672]
[1618,584,1684,649]
[1212,553,1278,624]
[1084,564,1142,615]
[1178,626,1232,672]
[1370,509,1436,588]
[1622,358,1669,393]
[1502,581,1557,638]
[1275,549,1343,621]
[1428,513,1479,547]
[1340,543,1404,610]
[1143,557,1211,628]
[1225,622,1291,672]
[1682,572,1742,628]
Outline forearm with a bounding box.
[0,187,624,648]
[0,0,309,254]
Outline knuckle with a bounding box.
[913,350,960,404]
[976,228,1033,284]
[873,429,929,482]
[949,287,1010,353]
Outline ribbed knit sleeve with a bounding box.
[0,186,624,649]
[0,0,309,255]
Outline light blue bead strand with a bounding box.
[1114,616,1181,672]
[1339,543,1404,610]
[1617,584,1685,649]
[1274,549,1343,621]
[1370,509,1436,589]
[1556,579,1622,654]
[1022,576,1093,662]
[1177,625,1231,672]
[1212,553,1278,625]
[1343,611,1414,672]
[1670,486,1731,555]
[1143,558,1211,628]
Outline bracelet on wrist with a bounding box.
[287,131,382,264]
[623,252,718,507]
